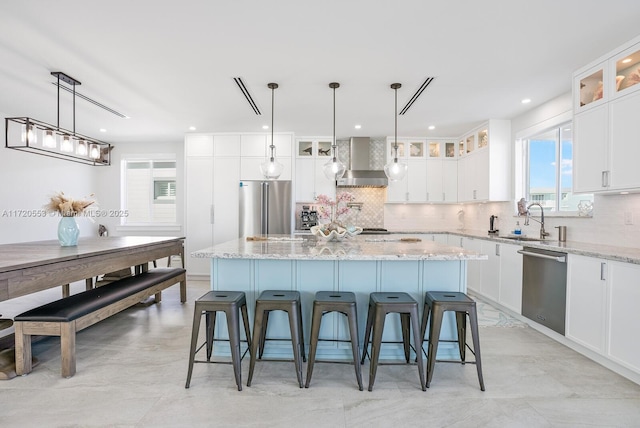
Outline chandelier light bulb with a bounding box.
[21,124,37,145]
[43,129,56,148]
[77,139,88,155]
[89,143,100,160]
[60,135,74,152]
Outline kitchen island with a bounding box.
[192,235,486,360]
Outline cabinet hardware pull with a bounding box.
[442,192,445,201]
[210,205,214,224]
[600,262,606,281]
[496,244,500,256]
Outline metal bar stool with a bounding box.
[361,292,426,392]
[420,291,485,391]
[305,291,363,391]
[247,290,306,388]
[185,291,252,391]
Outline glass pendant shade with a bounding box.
[21,124,37,145]
[261,82,283,180]
[385,83,408,181]
[384,157,408,181]
[260,156,284,180]
[60,135,74,152]
[322,157,346,180]
[89,143,100,159]
[77,139,88,155]
[43,129,57,148]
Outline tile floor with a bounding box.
[1,279,640,427]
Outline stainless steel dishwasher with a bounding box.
[517,247,567,335]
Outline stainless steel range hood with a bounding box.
[337,137,388,187]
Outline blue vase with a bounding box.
[58,216,79,246]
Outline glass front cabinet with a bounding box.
[573,36,640,193]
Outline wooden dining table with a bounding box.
[0,236,185,379]
[0,236,185,302]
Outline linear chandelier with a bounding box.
[5,71,112,166]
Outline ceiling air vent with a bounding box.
[399,77,435,115]
[233,77,261,115]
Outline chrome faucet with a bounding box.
[524,202,550,239]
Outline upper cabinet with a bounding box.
[294,137,336,202]
[574,36,640,193]
[457,120,511,202]
[239,133,293,181]
[386,138,427,160]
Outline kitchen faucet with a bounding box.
[523,202,550,239]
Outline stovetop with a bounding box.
[360,228,390,235]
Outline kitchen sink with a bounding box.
[499,236,545,242]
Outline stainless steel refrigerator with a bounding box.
[239,180,292,236]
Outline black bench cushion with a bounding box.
[15,268,186,323]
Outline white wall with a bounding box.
[95,140,184,237]
[0,113,98,244]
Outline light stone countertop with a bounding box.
[393,229,640,265]
[192,234,487,261]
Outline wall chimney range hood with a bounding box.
[337,137,388,187]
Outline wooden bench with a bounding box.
[14,267,187,378]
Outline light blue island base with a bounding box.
[209,258,469,361]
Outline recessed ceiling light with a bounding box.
[99,128,107,133]
[620,191,629,194]
[622,58,632,64]
[428,125,435,130]
[262,125,269,130]
[189,126,196,131]
[521,98,531,104]
[355,124,361,129]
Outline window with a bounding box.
[121,156,177,225]
[522,121,593,213]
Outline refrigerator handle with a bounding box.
[261,182,269,234]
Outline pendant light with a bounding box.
[260,82,284,180]
[322,82,346,180]
[384,83,408,181]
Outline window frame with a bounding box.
[515,111,592,217]
[119,153,180,229]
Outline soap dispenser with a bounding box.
[514,221,522,235]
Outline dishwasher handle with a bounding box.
[517,249,566,263]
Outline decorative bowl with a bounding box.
[345,226,363,237]
[311,225,348,241]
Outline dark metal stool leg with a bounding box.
[185,305,203,389]
[347,307,364,391]
[247,303,264,387]
[455,311,467,363]
[258,310,269,359]
[205,310,216,361]
[241,303,252,357]
[367,306,386,392]
[304,302,323,388]
[400,313,411,363]
[426,304,444,388]
[409,306,426,391]
[468,305,485,391]
[287,304,304,388]
[297,298,306,363]
[361,302,374,364]
[226,306,243,391]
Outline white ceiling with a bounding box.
[1,1,639,146]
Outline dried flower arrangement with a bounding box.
[44,191,96,217]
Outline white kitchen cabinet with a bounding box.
[426,159,457,203]
[239,133,293,181]
[573,36,640,193]
[480,241,500,301]
[185,154,214,276]
[498,243,523,314]
[608,261,640,372]
[462,238,522,314]
[566,254,607,354]
[573,105,609,193]
[462,237,483,293]
[456,120,510,202]
[294,138,336,202]
[386,159,427,203]
[186,132,292,276]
